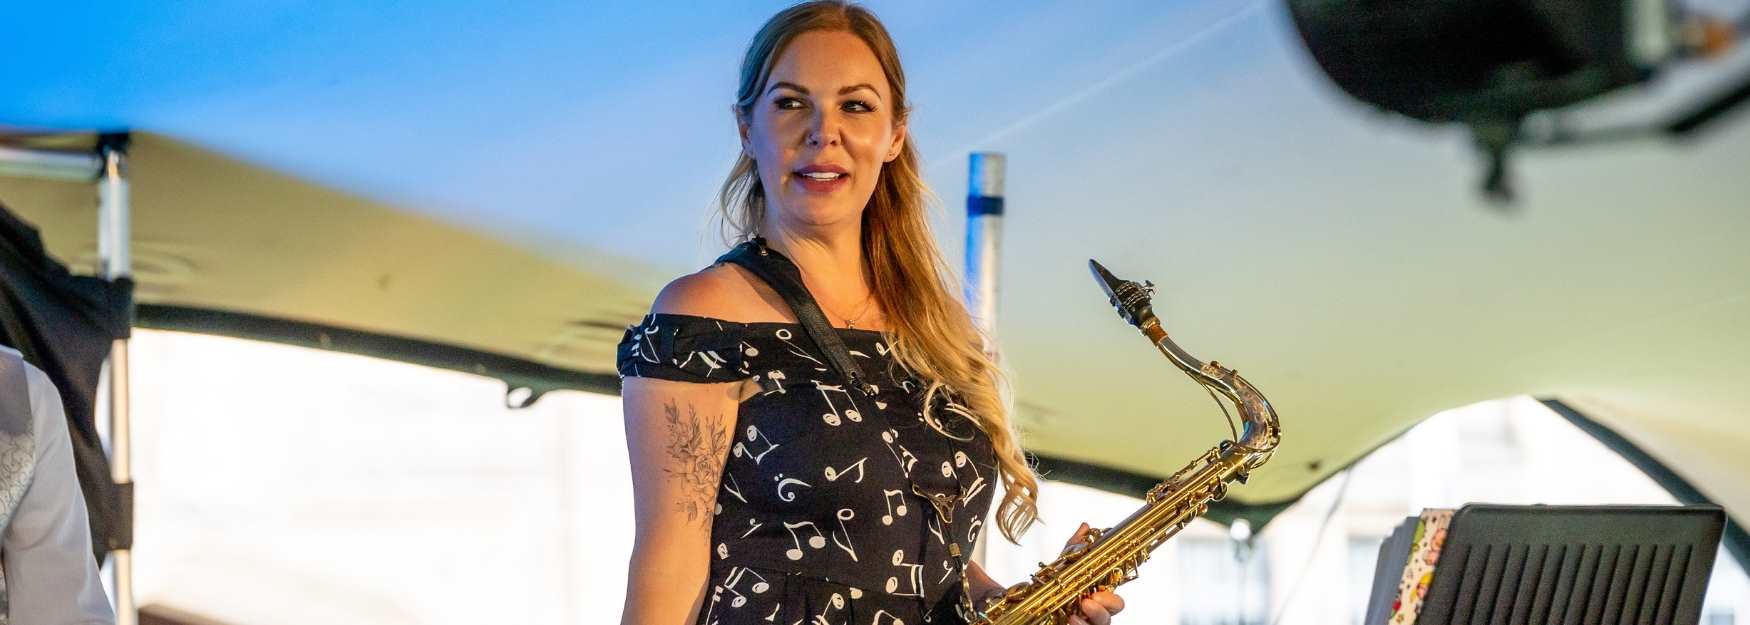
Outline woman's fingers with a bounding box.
[1091,590,1125,614]
[1061,522,1091,554]
[1057,592,1123,625]
[1055,525,1124,623]
[1080,597,1112,625]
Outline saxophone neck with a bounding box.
[1157,330,1281,451]
[1090,258,1281,454]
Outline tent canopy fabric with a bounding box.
[0,133,639,401]
[2,0,1748,548]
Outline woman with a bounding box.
[617,3,1125,624]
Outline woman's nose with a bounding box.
[806,110,841,146]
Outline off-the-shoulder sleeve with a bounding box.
[616,313,753,383]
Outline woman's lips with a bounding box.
[792,172,849,193]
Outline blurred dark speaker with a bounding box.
[1286,0,1666,124]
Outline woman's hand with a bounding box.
[1059,522,1126,625]
[965,559,1009,610]
[963,522,1127,624]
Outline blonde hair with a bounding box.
[717,0,1039,543]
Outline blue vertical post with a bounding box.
[965,152,1005,346]
[965,152,1004,567]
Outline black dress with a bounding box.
[618,312,999,625]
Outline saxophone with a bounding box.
[966,260,1283,625]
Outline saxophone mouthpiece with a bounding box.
[1089,259,1156,328]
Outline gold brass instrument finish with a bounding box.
[963,260,1282,625]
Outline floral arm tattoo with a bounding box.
[662,399,730,526]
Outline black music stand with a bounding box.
[1378,504,1727,625]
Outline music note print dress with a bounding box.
[619,313,999,625]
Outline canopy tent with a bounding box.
[0,132,633,404]
[2,0,1747,582]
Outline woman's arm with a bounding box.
[618,376,741,625]
[620,270,755,625]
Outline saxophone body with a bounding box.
[967,260,1283,625]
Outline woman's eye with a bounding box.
[775,97,805,110]
[843,100,874,113]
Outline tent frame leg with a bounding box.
[98,141,136,625]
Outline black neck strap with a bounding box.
[716,238,878,397]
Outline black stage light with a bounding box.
[1287,0,1746,204]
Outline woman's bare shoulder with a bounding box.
[651,263,786,321]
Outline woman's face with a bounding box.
[740,29,906,233]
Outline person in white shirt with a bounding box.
[0,346,114,625]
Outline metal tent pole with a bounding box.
[0,145,103,181]
[97,141,136,625]
[964,152,1005,566]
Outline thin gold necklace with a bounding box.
[843,291,875,329]
[795,260,875,328]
